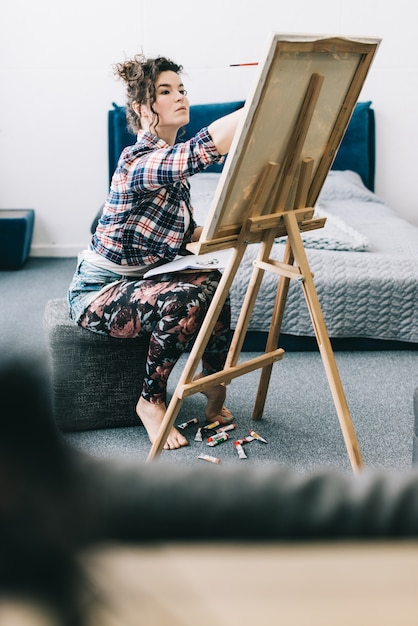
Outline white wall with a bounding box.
[1,0,417,256]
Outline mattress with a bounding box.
[190,171,418,345]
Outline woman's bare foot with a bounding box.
[136,397,188,450]
[193,374,233,424]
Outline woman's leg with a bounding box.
[79,271,232,448]
[135,273,213,448]
[189,274,233,423]
[138,271,233,432]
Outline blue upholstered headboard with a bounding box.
[108,100,375,191]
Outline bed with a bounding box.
[106,100,418,351]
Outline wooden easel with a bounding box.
[147,69,364,473]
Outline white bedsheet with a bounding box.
[190,171,418,343]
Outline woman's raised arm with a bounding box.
[207,108,243,155]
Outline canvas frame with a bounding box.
[191,33,381,254]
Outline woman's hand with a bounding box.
[191,225,203,242]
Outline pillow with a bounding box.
[297,208,370,252]
[318,170,384,204]
[331,101,375,191]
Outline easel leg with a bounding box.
[252,240,294,420]
[226,230,278,369]
[284,212,363,473]
[147,241,249,461]
[253,156,312,421]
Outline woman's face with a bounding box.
[144,70,190,138]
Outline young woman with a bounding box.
[68,54,243,450]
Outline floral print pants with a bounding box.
[78,270,231,404]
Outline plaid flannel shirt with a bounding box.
[91,127,224,267]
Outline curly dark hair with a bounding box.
[114,54,184,134]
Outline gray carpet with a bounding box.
[1,257,417,473]
[64,350,417,472]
